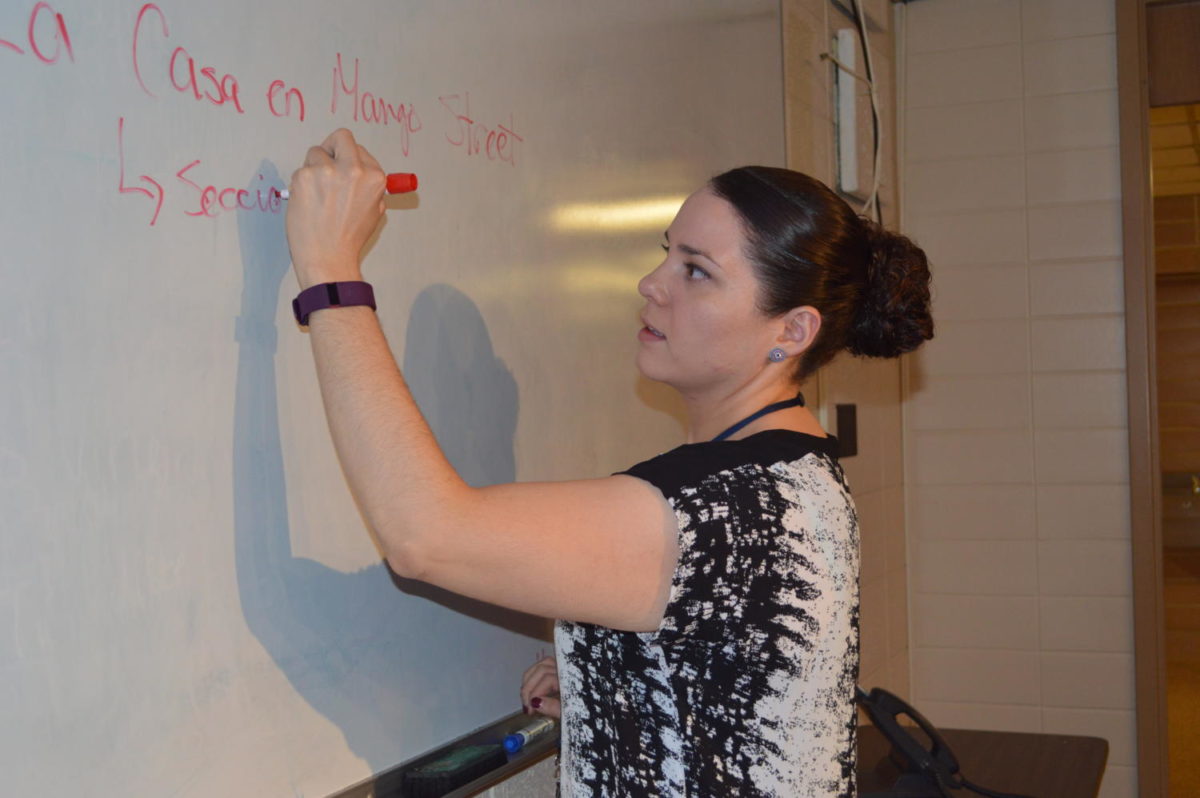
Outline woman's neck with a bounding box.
[680,381,815,444]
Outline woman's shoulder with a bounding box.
[619,429,841,498]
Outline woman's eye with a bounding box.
[659,243,708,279]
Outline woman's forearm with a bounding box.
[306,304,468,575]
[279,129,471,577]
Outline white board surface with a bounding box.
[0,1,784,795]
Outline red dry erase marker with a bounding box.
[275,172,418,200]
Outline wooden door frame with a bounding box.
[1117,1,1168,795]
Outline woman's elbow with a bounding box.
[375,483,474,583]
[376,516,434,578]
[379,525,429,581]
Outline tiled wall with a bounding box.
[898,2,1135,797]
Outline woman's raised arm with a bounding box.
[285,129,678,632]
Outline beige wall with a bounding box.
[898,2,1136,797]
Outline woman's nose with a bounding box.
[638,263,667,304]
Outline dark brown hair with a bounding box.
[708,166,933,380]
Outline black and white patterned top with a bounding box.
[554,430,860,797]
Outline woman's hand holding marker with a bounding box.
[283,128,388,291]
[277,172,416,200]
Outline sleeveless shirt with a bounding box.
[554,430,860,797]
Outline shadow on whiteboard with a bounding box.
[232,164,545,772]
[393,283,547,639]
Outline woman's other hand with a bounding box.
[520,655,561,720]
[284,128,386,290]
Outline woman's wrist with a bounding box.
[294,259,363,291]
[293,280,376,326]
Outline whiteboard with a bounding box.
[0,1,785,795]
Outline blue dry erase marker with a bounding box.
[503,717,557,753]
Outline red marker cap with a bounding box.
[386,173,418,194]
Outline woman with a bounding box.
[284,129,932,796]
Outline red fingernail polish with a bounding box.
[531,697,542,710]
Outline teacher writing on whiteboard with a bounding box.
[283,129,932,796]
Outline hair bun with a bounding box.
[846,220,934,359]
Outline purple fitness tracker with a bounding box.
[292,281,376,326]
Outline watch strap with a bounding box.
[292,281,376,326]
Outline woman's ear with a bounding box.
[778,306,822,355]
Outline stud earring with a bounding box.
[768,347,787,363]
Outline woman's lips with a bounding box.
[638,323,666,342]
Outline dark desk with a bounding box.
[858,725,1109,798]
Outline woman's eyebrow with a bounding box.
[664,231,722,269]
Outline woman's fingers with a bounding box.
[303,143,333,168]
[525,671,559,704]
[520,656,555,689]
[533,695,561,720]
[520,657,559,711]
[520,665,557,706]
[320,127,357,159]
[285,129,387,289]
[358,143,382,171]
[521,655,555,684]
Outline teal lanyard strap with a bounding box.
[711,392,806,442]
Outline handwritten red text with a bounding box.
[133,4,244,113]
[266,79,305,121]
[1,1,74,64]
[439,93,522,166]
[175,161,281,218]
[117,118,282,226]
[117,117,164,226]
[331,53,421,155]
